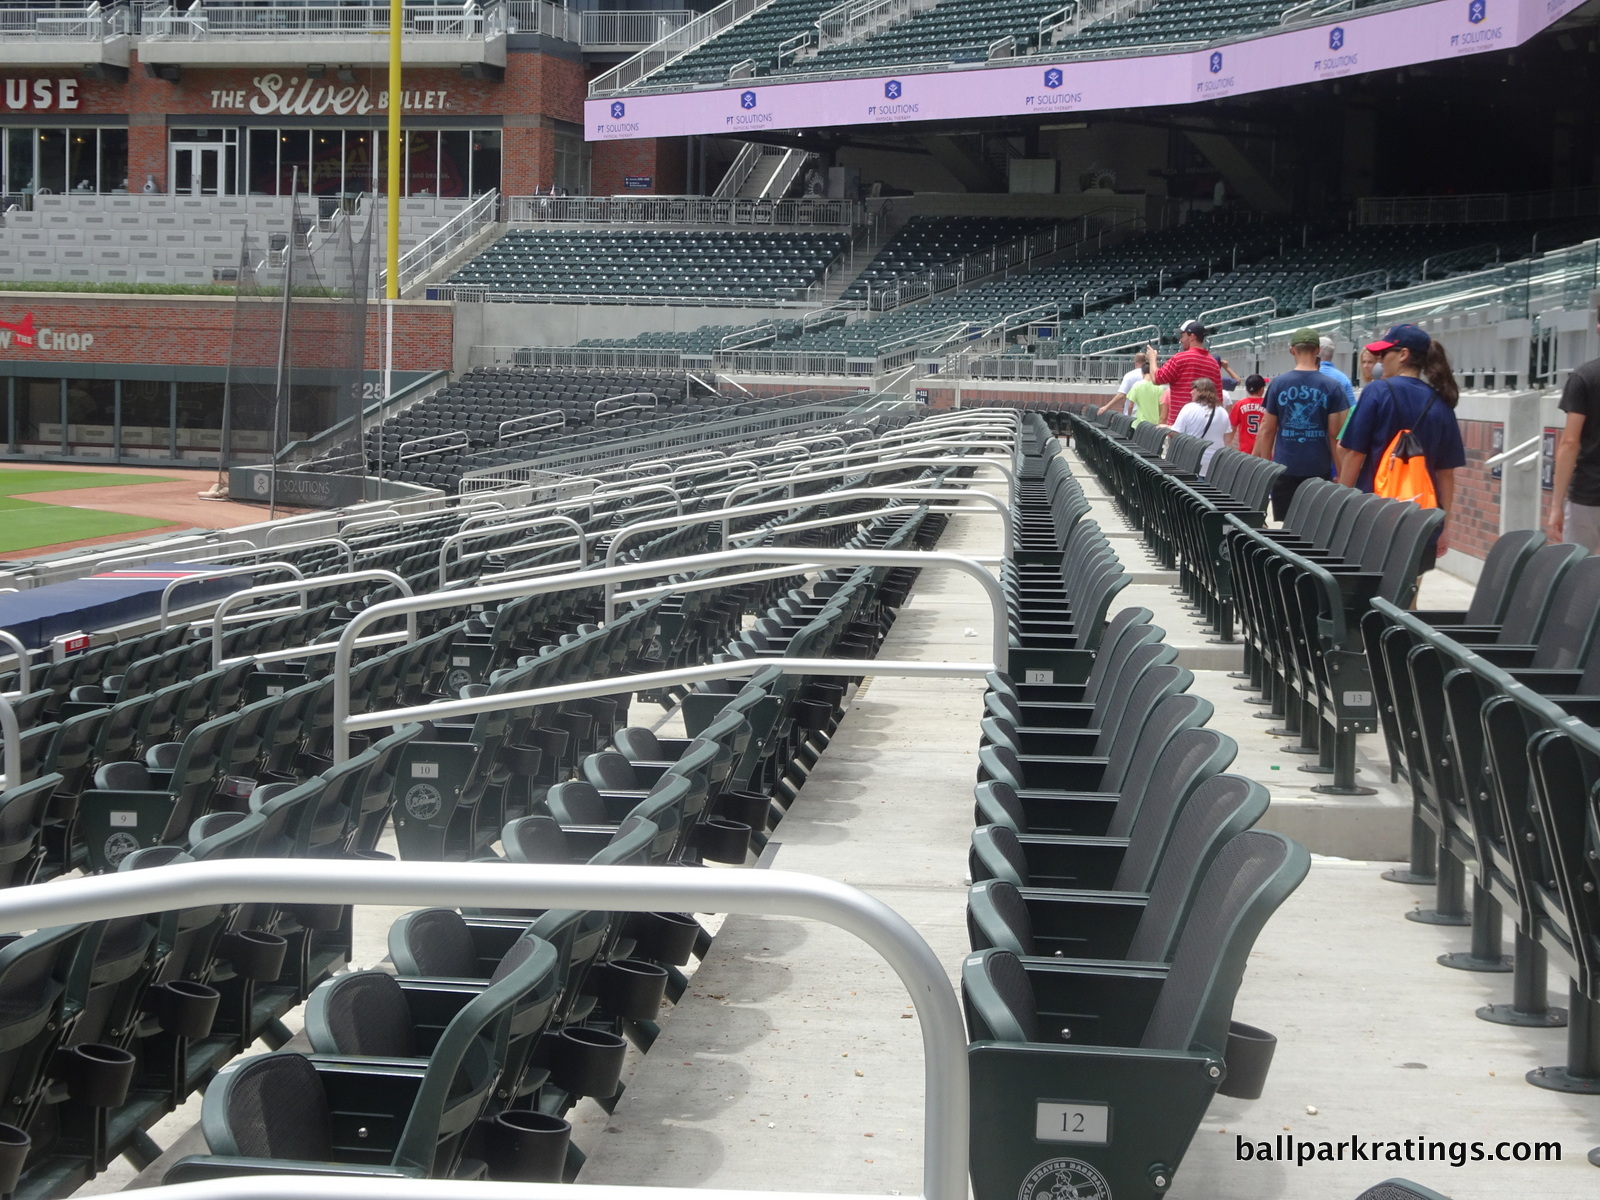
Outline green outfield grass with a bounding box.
[0,469,176,496]
[0,470,178,553]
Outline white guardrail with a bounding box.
[0,861,969,1200]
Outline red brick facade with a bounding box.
[0,293,452,373]
[1451,418,1502,562]
[590,136,687,198]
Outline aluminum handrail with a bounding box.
[0,631,35,694]
[595,392,658,419]
[0,865,966,1200]
[399,431,470,461]
[697,487,1012,558]
[0,694,15,790]
[1309,269,1389,308]
[333,547,1006,761]
[603,486,1011,575]
[438,515,589,583]
[1483,434,1542,467]
[589,482,684,516]
[195,538,357,574]
[499,411,566,443]
[211,570,414,670]
[1079,323,1160,356]
[724,458,1014,508]
[722,503,1003,565]
[158,563,305,630]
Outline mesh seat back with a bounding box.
[1139,831,1308,1055]
[311,971,418,1057]
[1529,556,1600,669]
[1100,669,1199,797]
[1124,775,1271,962]
[209,1053,334,1161]
[391,908,478,976]
[1111,729,1237,887]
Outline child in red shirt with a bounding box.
[1228,374,1268,455]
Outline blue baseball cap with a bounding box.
[1365,323,1430,355]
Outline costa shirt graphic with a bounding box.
[1262,369,1348,476]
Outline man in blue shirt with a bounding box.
[1319,335,1356,410]
[1254,327,1350,521]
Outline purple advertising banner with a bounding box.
[585,0,1586,141]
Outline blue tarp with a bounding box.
[0,564,248,650]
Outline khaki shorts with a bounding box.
[1567,501,1600,552]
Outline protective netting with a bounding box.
[220,188,375,496]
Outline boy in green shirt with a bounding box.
[1126,369,1167,426]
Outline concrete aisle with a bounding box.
[575,499,1003,1196]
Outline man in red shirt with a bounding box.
[1227,374,1268,454]
[1148,319,1224,425]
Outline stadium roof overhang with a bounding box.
[585,0,1590,140]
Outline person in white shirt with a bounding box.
[1097,352,1149,416]
[1171,376,1229,475]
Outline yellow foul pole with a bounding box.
[385,0,402,301]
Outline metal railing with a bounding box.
[712,143,767,201]
[1356,186,1600,226]
[382,189,499,295]
[0,866,968,1200]
[816,0,936,49]
[210,570,414,668]
[1309,268,1389,308]
[1419,240,1500,282]
[0,1,130,38]
[1043,0,1153,40]
[142,0,507,39]
[1197,295,1277,333]
[503,0,580,38]
[1279,0,1352,25]
[962,353,1128,382]
[498,410,565,443]
[502,195,862,229]
[588,0,773,95]
[470,345,690,370]
[580,7,692,46]
[1079,323,1159,356]
[332,546,1008,764]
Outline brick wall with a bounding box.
[0,292,452,373]
[590,137,687,196]
[1451,418,1503,561]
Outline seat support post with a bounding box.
[1406,844,1469,925]
[1526,985,1600,1095]
[1437,883,1511,971]
[1478,931,1567,1027]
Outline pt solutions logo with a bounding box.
[868,77,919,118]
[727,88,772,127]
[1452,0,1502,48]
[1025,66,1081,109]
[596,97,639,134]
[1196,49,1234,95]
[1314,23,1357,73]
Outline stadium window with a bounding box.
[439,130,470,197]
[118,380,172,456]
[553,127,589,196]
[66,379,115,457]
[98,130,128,192]
[278,130,313,194]
[312,129,345,195]
[247,128,279,195]
[17,379,62,451]
[345,131,376,194]
[470,129,501,196]
[405,130,440,195]
[174,381,226,456]
[35,128,66,194]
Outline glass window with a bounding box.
[18,379,61,446]
[345,130,377,194]
[99,129,128,192]
[248,127,278,195]
[278,129,312,195]
[119,380,171,453]
[470,129,501,195]
[67,130,96,193]
[36,128,66,194]
[310,129,343,195]
[405,130,439,196]
[5,128,29,198]
[175,380,226,453]
[66,378,115,454]
[439,130,470,197]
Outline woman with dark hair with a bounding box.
[1337,323,1465,571]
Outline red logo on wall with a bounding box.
[0,313,37,348]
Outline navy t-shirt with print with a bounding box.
[1262,369,1349,478]
[1339,376,1466,493]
